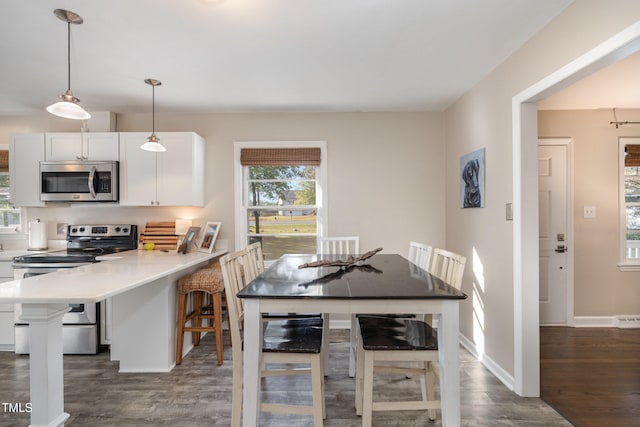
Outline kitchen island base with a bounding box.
[0,249,225,426]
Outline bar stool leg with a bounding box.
[176,292,188,365]
[193,291,203,346]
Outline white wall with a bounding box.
[1,112,446,255]
[444,0,640,385]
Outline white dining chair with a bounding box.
[408,241,432,271]
[243,241,265,282]
[355,248,466,424]
[319,236,361,377]
[355,316,441,425]
[429,247,466,290]
[220,247,326,427]
[319,236,360,255]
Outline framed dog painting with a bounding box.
[460,148,485,208]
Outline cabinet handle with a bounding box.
[76,156,82,160]
[150,201,155,205]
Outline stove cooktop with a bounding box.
[14,224,138,266]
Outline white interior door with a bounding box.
[538,141,571,325]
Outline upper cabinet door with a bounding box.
[118,132,205,207]
[118,133,158,206]
[156,132,205,207]
[10,133,45,207]
[45,133,119,161]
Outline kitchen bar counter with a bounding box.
[0,249,225,303]
[0,248,226,427]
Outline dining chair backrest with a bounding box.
[408,241,432,271]
[244,242,265,283]
[220,248,249,348]
[320,236,360,255]
[429,247,466,290]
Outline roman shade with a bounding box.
[240,148,321,166]
[626,144,640,167]
[0,150,8,172]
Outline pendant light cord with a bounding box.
[67,20,71,91]
[152,84,155,133]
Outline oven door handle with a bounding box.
[88,166,97,199]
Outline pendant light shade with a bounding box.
[141,78,166,152]
[46,9,90,120]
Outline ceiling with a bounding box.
[1,0,574,116]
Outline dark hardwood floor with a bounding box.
[540,326,640,427]
[0,330,571,426]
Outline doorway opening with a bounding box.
[512,22,640,397]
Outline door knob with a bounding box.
[555,245,567,253]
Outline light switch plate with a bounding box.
[583,206,596,218]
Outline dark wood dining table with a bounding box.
[237,253,467,426]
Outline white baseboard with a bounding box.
[567,315,640,328]
[573,316,618,327]
[459,333,516,392]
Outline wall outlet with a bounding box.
[56,223,68,235]
[583,206,596,218]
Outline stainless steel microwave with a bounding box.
[40,161,119,202]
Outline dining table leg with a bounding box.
[437,300,461,426]
[20,303,70,427]
[242,299,263,426]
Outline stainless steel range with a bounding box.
[12,224,138,354]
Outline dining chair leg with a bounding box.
[311,355,325,425]
[426,361,437,420]
[224,292,233,347]
[355,330,365,416]
[322,313,330,374]
[348,314,357,378]
[361,351,375,427]
[213,292,223,365]
[231,352,243,427]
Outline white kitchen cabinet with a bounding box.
[9,133,45,207]
[0,260,14,351]
[45,132,119,161]
[119,132,205,206]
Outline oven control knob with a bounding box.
[71,227,77,233]
[79,227,85,232]
[115,227,121,232]
[123,227,129,233]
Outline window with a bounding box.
[620,138,640,268]
[235,142,327,261]
[0,147,20,232]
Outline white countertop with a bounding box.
[0,250,45,261]
[0,249,226,304]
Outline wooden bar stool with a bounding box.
[176,261,229,365]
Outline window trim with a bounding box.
[619,137,640,271]
[0,143,21,234]
[234,141,328,260]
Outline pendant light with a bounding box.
[46,9,91,120]
[140,79,166,152]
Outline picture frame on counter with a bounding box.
[197,222,221,253]
[179,226,201,254]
